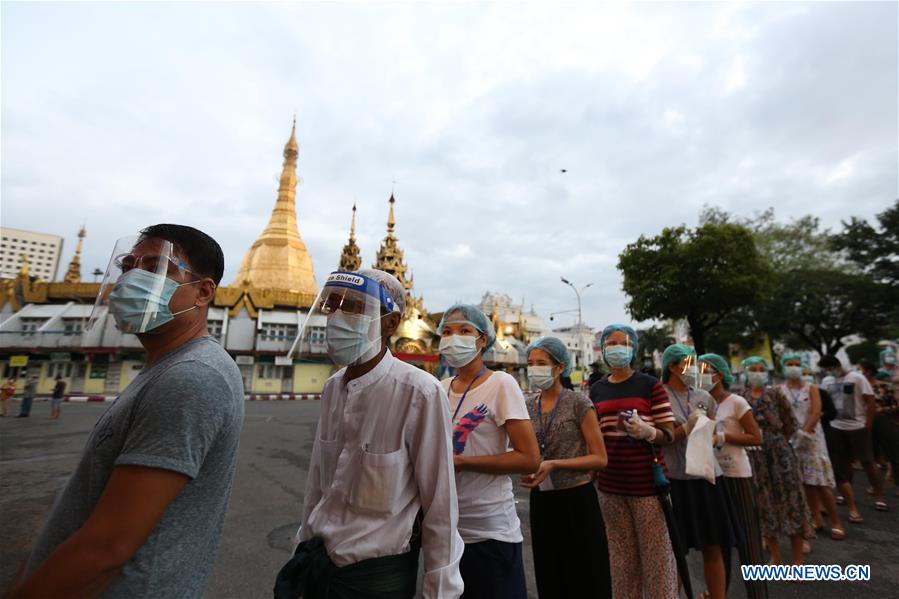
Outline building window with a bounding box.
[257,364,282,379]
[260,323,297,341]
[63,320,84,336]
[21,318,45,336]
[48,362,74,379]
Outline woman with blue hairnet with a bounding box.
[589,324,678,599]
[741,356,810,566]
[660,344,734,599]
[436,304,540,599]
[520,336,610,599]
[698,353,766,599]
[779,353,845,540]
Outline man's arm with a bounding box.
[411,384,464,599]
[11,466,189,598]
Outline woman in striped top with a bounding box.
[589,324,678,599]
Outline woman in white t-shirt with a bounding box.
[437,304,540,599]
[698,353,766,599]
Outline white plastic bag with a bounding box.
[685,413,717,484]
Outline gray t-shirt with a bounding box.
[26,337,244,598]
[660,385,718,480]
[525,390,595,488]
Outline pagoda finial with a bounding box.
[387,193,396,234]
[350,202,357,241]
[233,118,317,295]
[63,225,86,283]
[18,253,29,278]
[338,202,362,271]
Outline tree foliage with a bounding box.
[618,223,773,355]
[636,324,676,358]
[831,199,899,287]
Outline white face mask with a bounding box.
[699,373,717,391]
[801,374,815,384]
[326,312,380,366]
[527,366,556,390]
[784,365,803,380]
[439,335,480,368]
[747,371,768,388]
[681,366,699,388]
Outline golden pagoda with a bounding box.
[337,203,362,271]
[63,226,86,283]
[233,119,317,296]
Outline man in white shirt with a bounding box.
[819,355,889,516]
[275,269,463,599]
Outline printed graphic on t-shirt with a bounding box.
[453,404,488,455]
[828,381,856,421]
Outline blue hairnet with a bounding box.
[741,356,768,370]
[437,304,496,351]
[780,352,803,370]
[600,324,639,353]
[698,353,735,389]
[661,343,696,383]
[527,336,572,377]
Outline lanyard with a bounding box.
[536,389,565,456]
[785,384,804,408]
[669,386,691,421]
[452,367,488,422]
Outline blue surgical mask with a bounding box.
[603,346,633,368]
[107,269,198,334]
[326,311,380,366]
[439,335,480,368]
[747,371,768,388]
[801,375,815,384]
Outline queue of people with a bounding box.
[7,231,896,598]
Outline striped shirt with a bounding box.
[590,372,675,496]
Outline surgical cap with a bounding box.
[437,303,497,351]
[661,343,696,383]
[780,352,804,369]
[741,356,769,370]
[357,268,406,315]
[600,324,639,353]
[698,353,735,389]
[527,336,572,377]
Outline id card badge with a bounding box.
[539,476,555,491]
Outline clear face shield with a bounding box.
[87,236,198,334]
[601,335,633,369]
[677,353,699,388]
[287,271,400,367]
[698,360,718,392]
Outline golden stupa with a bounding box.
[233,119,317,295]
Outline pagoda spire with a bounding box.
[233,119,317,295]
[63,226,86,283]
[338,203,362,271]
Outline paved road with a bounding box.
[1,401,897,598]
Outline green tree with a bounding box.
[759,269,891,355]
[636,324,675,359]
[618,223,773,355]
[831,199,899,287]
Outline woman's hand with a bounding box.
[520,461,555,489]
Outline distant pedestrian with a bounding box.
[587,362,603,388]
[49,376,66,420]
[1,377,16,417]
[12,224,243,598]
[17,374,38,418]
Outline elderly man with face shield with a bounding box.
[13,225,244,599]
[660,344,734,599]
[520,336,610,599]
[436,304,540,599]
[276,270,463,599]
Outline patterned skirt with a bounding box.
[794,427,836,487]
[748,434,810,537]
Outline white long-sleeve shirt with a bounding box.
[297,350,464,598]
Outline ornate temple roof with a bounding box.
[232,119,317,296]
[338,203,362,271]
[372,194,426,319]
[63,226,86,283]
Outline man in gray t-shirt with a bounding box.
[13,225,244,598]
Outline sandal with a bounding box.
[874,501,890,512]
[802,540,811,554]
[830,527,846,540]
[848,511,864,524]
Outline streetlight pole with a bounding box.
[560,277,593,386]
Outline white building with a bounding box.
[0,227,63,281]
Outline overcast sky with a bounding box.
[2,2,896,331]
